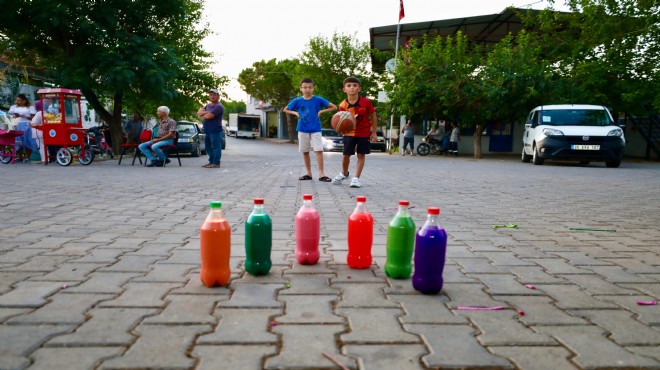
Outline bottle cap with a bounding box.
[398,200,409,206]
[303,194,313,200]
[428,207,440,215]
[254,198,264,205]
[356,196,366,202]
[209,201,222,208]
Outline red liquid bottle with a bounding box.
[347,196,374,269]
[200,201,231,287]
[412,207,447,294]
[295,194,320,265]
[244,198,272,276]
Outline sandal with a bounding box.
[319,176,332,182]
[202,164,212,168]
[299,175,312,180]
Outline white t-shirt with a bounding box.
[450,127,460,142]
[8,105,36,127]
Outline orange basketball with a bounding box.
[331,111,356,135]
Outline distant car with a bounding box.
[522,104,625,168]
[370,130,387,152]
[177,121,206,157]
[321,129,343,152]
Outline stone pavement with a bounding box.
[0,137,659,370]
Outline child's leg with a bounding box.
[341,155,350,176]
[302,152,312,176]
[315,151,325,178]
[355,154,366,178]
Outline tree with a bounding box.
[238,58,300,142]
[221,100,247,121]
[0,0,227,150]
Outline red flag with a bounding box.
[399,0,405,21]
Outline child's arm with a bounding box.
[369,112,378,141]
[282,107,299,118]
[317,102,337,117]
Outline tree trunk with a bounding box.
[81,89,125,153]
[473,123,486,159]
[285,111,295,144]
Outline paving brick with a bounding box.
[218,282,282,308]
[558,273,639,295]
[525,258,592,274]
[549,251,615,266]
[476,251,537,266]
[458,310,557,346]
[571,309,660,345]
[626,346,660,362]
[98,255,164,273]
[406,324,513,369]
[334,282,398,308]
[99,324,209,370]
[501,296,587,325]
[98,282,181,308]
[65,272,143,294]
[8,292,113,325]
[0,272,42,294]
[72,248,125,263]
[539,325,660,368]
[143,294,219,325]
[599,294,660,325]
[470,273,545,296]
[2,255,71,273]
[442,282,509,308]
[266,324,356,369]
[586,265,658,283]
[388,294,466,324]
[338,308,419,344]
[279,273,338,295]
[47,307,157,346]
[490,346,579,370]
[28,346,124,370]
[344,344,427,370]
[0,281,63,308]
[0,248,44,264]
[194,344,277,370]
[453,257,503,273]
[0,324,73,370]
[509,265,567,284]
[198,308,280,344]
[331,264,386,283]
[131,262,195,283]
[535,284,619,310]
[278,295,343,324]
[27,262,100,282]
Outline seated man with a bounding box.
[138,106,177,167]
[426,123,442,144]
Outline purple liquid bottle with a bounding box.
[412,207,447,294]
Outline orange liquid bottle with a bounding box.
[200,201,231,287]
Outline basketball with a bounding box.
[331,111,355,135]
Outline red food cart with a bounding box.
[37,88,94,166]
[0,129,28,164]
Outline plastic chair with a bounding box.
[118,129,152,165]
[159,131,181,167]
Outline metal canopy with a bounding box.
[369,7,541,53]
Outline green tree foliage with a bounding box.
[0,0,226,148]
[221,100,247,121]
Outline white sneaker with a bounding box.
[332,171,349,185]
[349,177,362,188]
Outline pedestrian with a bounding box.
[283,78,337,182]
[123,113,144,145]
[8,94,36,128]
[401,119,415,156]
[331,77,378,188]
[197,89,225,168]
[138,106,177,167]
[448,121,460,155]
[29,100,46,164]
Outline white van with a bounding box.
[522,104,625,168]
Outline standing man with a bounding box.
[138,106,177,167]
[197,88,225,168]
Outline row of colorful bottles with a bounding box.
[199,196,447,294]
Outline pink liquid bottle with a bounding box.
[347,196,373,269]
[294,194,320,265]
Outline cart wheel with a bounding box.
[56,148,73,166]
[0,146,12,164]
[78,145,94,165]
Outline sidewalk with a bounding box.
[0,138,659,369]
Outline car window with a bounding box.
[540,109,613,126]
[177,124,196,134]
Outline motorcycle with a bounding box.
[87,126,114,159]
[416,134,450,156]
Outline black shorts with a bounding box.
[342,136,371,156]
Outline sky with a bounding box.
[202,0,569,101]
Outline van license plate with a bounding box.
[572,145,600,150]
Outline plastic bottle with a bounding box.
[200,201,231,287]
[244,198,272,276]
[412,207,447,294]
[347,196,374,269]
[294,194,320,265]
[384,200,416,278]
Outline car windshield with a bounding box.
[322,129,338,137]
[540,109,613,126]
[177,123,196,135]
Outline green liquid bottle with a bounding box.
[384,200,416,279]
[244,198,272,276]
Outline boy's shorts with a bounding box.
[342,136,371,156]
[299,132,323,152]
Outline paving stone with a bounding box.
[558,273,639,295]
[334,282,398,308]
[278,295,343,324]
[442,282,509,308]
[344,344,427,370]
[143,294,219,325]
[267,324,356,369]
[330,264,386,283]
[585,265,658,283]
[490,346,580,370]
[131,262,195,283]
[28,346,124,370]
[72,248,125,263]
[339,308,419,344]
[501,296,587,325]
[99,255,164,273]
[47,307,157,346]
[27,262,100,282]
[0,281,63,308]
[0,324,73,370]
[457,310,557,346]
[626,346,660,362]
[8,293,113,325]
[219,282,283,308]
[535,284,619,310]
[549,251,615,266]
[406,324,513,369]
[0,272,43,294]
[525,258,592,274]
[470,273,545,296]
[2,255,71,273]
[539,325,660,368]
[287,258,337,274]
[599,294,660,325]
[279,273,338,295]
[65,272,143,294]
[476,251,537,266]
[453,257,503,273]
[194,344,277,370]
[388,294,466,324]
[170,273,232,296]
[98,282,181,308]
[571,309,660,345]
[509,265,567,284]
[198,308,280,344]
[99,324,210,370]
[0,248,45,264]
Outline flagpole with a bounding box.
[389,1,403,153]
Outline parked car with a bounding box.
[370,129,387,152]
[522,104,625,168]
[321,129,343,152]
[177,121,206,157]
